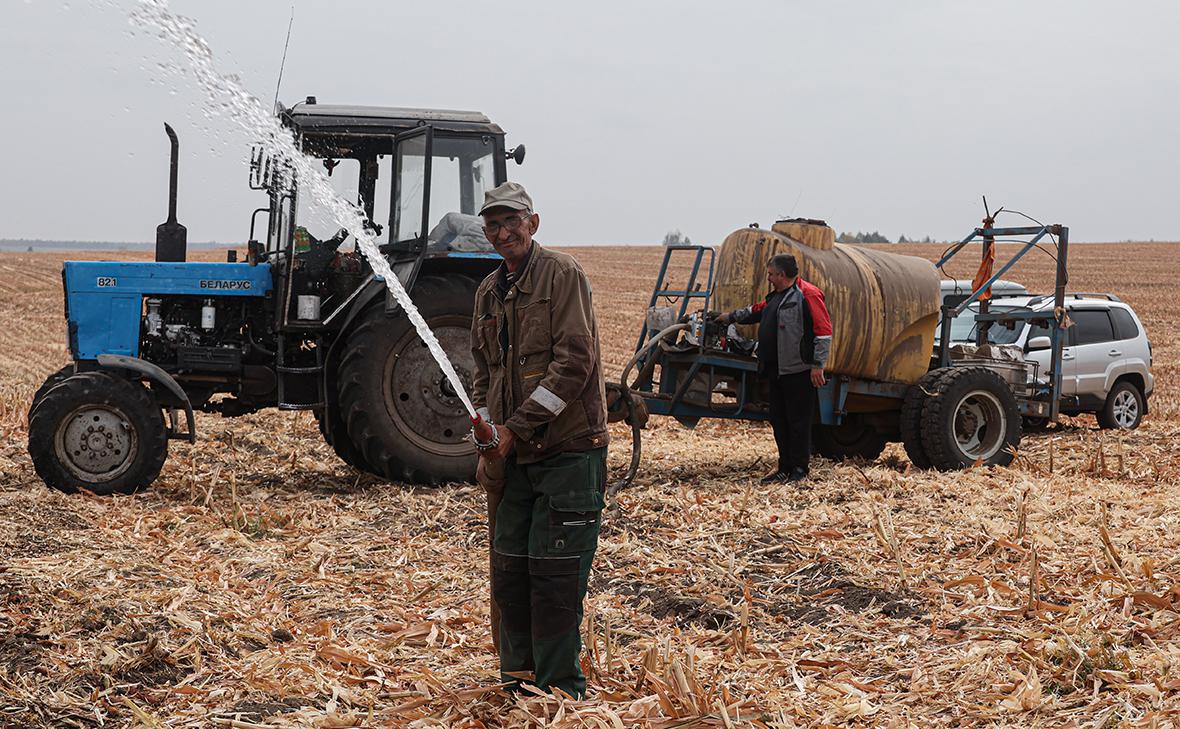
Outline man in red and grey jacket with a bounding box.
[716,253,833,482]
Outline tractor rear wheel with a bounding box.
[919,366,1021,470]
[337,275,480,485]
[812,414,886,461]
[28,372,168,494]
[314,407,371,472]
[900,368,950,469]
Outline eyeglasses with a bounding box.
[483,212,532,236]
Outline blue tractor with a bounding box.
[27,98,525,494]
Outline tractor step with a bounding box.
[276,364,323,374]
[278,401,325,411]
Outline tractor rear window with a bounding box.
[297,158,361,244]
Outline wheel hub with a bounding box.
[55,405,137,481]
[1113,389,1139,428]
[384,321,478,456]
[953,390,1005,461]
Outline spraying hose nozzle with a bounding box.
[469,413,500,452]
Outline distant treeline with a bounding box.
[0,239,229,251]
[837,231,937,245]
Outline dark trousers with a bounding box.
[768,370,816,473]
[491,448,606,698]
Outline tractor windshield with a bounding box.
[272,132,500,255]
[392,134,498,251]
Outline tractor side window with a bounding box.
[424,136,498,251]
[296,158,361,247]
[370,154,392,247]
[393,134,429,243]
[272,189,295,254]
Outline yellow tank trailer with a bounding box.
[619,215,1070,479]
[712,219,941,385]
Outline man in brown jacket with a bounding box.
[470,181,608,698]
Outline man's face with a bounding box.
[482,206,538,261]
[767,264,793,291]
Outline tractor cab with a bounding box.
[250,98,523,329]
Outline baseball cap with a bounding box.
[480,181,534,215]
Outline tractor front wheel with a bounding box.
[337,275,480,485]
[28,372,168,494]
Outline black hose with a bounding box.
[606,323,689,497]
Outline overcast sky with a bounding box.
[4,0,1179,245]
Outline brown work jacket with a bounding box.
[471,243,609,464]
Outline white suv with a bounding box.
[949,294,1153,429]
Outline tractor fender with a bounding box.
[96,354,197,443]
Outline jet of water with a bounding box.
[129,0,476,419]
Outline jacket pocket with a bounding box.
[517,298,552,356]
[478,316,502,364]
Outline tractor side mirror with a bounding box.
[1027,335,1051,351]
[508,144,526,165]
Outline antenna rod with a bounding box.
[272,4,296,112]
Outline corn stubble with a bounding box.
[1,243,1179,726]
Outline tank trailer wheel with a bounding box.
[1097,380,1144,430]
[900,368,951,469]
[337,275,480,485]
[28,372,168,495]
[28,364,76,420]
[812,414,886,462]
[919,366,1022,470]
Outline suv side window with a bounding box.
[1110,308,1140,341]
[1072,309,1115,345]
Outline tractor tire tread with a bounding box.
[28,364,76,421]
[336,274,479,486]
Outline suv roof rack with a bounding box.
[1026,292,1122,308]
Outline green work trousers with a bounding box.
[491,447,606,699]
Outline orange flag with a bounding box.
[971,244,996,302]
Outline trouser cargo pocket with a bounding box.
[545,489,604,555]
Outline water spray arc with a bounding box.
[131,0,476,419]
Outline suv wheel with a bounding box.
[1097,381,1144,430]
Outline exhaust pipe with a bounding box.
[156,123,188,262]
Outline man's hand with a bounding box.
[476,454,505,496]
[810,368,827,387]
[489,424,516,461]
[714,312,731,325]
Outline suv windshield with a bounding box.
[938,304,1028,345]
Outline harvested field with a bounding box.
[2,241,1179,727]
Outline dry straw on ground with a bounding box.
[2,242,1179,727]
